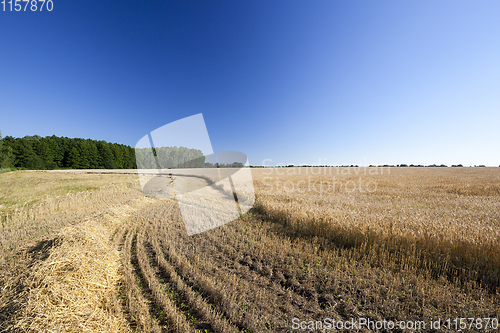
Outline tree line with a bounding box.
[135,146,205,169]
[0,133,210,170]
[0,134,136,170]
[135,147,248,169]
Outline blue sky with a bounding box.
[1,0,499,166]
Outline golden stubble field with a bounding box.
[0,167,499,332]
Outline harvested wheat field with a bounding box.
[1,167,499,332]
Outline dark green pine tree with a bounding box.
[112,144,124,169]
[34,139,53,169]
[76,141,90,169]
[87,140,101,168]
[12,138,42,169]
[67,146,81,169]
[122,146,131,169]
[0,132,15,168]
[97,141,115,169]
[48,136,64,168]
[129,147,137,168]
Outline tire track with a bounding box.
[135,229,198,333]
[147,230,240,333]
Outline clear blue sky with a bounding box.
[1,0,499,166]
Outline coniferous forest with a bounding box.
[0,133,235,171]
[0,134,137,170]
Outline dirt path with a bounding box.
[43,168,216,198]
[141,174,212,199]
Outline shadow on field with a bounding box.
[251,203,500,293]
[27,238,60,261]
[0,237,60,330]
